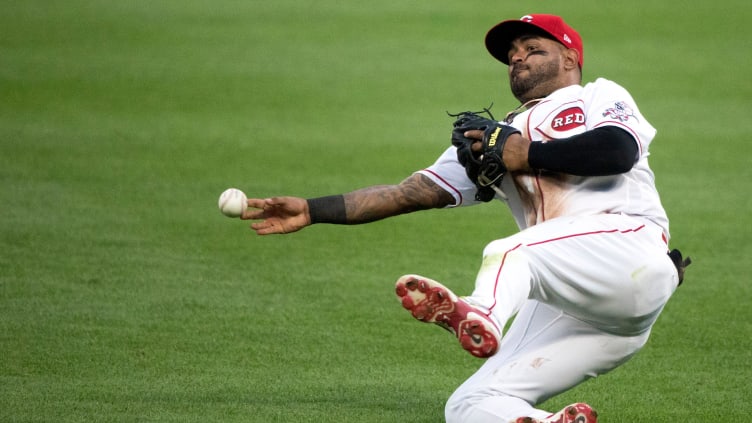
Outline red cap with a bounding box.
[485,14,583,68]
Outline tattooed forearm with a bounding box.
[397,173,455,210]
[342,174,454,224]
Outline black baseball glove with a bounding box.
[668,249,692,286]
[450,109,520,202]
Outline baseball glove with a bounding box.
[668,249,692,285]
[450,109,520,202]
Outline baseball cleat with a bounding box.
[514,403,598,423]
[395,274,500,358]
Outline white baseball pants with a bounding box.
[444,213,679,422]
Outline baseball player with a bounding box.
[243,14,690,423]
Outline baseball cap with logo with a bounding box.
[485,14,584,68]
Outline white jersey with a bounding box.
[419,78,669,238]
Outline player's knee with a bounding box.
[446,388,536,423]
[480,240,532,284]
[444,388,498,423]
[482,238,524,260]
[444,389,467,423]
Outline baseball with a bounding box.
[218,188,247,218]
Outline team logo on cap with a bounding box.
[603,101,636,122]
[521,15,533,22]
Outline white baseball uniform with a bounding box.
[417,78,679,422]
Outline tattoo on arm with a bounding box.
[342,174,455,224]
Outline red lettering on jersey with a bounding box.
[551,107,585,131]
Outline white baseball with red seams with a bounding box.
[417,78,679,422]
[218,188,247,218]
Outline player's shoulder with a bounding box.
[580,78,638,108]
[582,77,630,94]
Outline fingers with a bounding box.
[250,220,280,235]
[247,198,269,209]
[464,129,484,140]
[250,219,297,235]
[463,130,484,153]
[241,198,273,220]
[239,196,306,235]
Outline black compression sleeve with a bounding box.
[307,195,347,224]
[527,126,639,176]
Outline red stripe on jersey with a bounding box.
[421,169,464,206]
[534,174,546,223]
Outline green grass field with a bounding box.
[2,1,750,421]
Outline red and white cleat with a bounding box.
[395,274,500,358]
[515,403,598,423]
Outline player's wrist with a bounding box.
[306,195,347,224]
[502,134,531,171]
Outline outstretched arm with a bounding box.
[241,173,454,235]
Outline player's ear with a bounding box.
[563,48,579,71]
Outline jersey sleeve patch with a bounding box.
[602,101,639,123]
